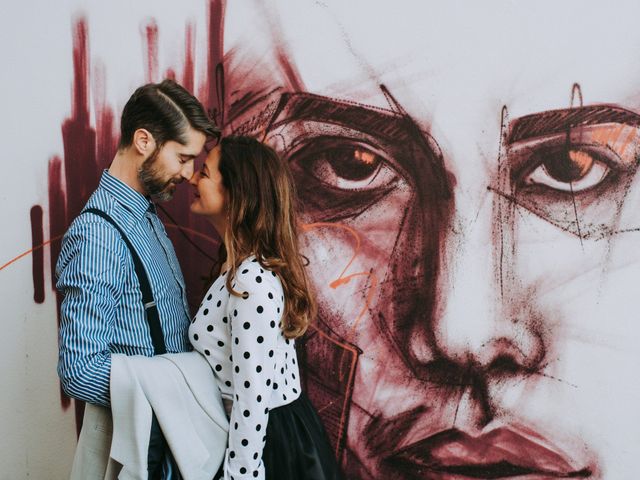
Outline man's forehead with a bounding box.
[172,129,205,155]
[226,0,640,117]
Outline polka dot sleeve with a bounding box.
[224,271,281,479]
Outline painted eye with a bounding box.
[521,147,611,193]
[291,138,398,192]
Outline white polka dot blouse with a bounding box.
[189,255,302,479]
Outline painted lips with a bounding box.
[388,427,592,479]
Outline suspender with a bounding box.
[83,208,167,355]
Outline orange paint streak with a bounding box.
[586,124,640,163]
[302,222,361,279]
[591,124,626,149]
[1,223,216,274]
[302,222,379,352]
[618,126,637,157]
[301,221,380,457]
[567,150,593,177]
[0,235,64,272]
[608,124,626,147]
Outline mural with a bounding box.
[9,0,640,478]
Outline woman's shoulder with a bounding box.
[233,256,283,292]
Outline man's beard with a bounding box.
[138,147,180,202]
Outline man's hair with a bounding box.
[118,79,218,150]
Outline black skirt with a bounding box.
[216,393,342,479]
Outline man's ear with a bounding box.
[132,128,156,156]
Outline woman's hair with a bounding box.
[217,135,316,339]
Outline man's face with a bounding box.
[138,126,205,201]
[224,1,640,478]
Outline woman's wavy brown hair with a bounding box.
[216,135,315,339]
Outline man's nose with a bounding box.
[181,161,194,181]
[188,170,199,187]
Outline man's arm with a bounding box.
[56,219,127,407]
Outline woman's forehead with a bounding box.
[205,145,222,168]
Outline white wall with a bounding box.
[0,2,208,478]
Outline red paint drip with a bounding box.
[48,155,70,410]
[93,62,116,170]
[30,206,45,304]
[62,18,98,222]
[183,22,195,93]
[71,21,89,125]
[144,20,159,83]
[206,0,226,116]
[47,156,66,297]
[275,49,304,93]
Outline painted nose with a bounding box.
[415,196,545,374]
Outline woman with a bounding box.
[188,135,342,479]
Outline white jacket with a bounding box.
[69,352,229,480]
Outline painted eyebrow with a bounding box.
[270,92,416,144]
[508,105,640,144]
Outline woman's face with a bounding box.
[224,1,640,478]
[189,144,227,219]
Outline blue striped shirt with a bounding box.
[56,170,192,407]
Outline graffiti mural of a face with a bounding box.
[219,1,640,478]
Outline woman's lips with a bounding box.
[387,427,592,479]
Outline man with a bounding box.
[57,79,217,478]
[219,1,640,478]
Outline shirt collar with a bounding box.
[98,170,154,219]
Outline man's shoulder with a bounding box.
[67,186,134,233]
[60,190,129,256]
[56,204,130,280]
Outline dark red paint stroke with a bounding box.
[93,66,116,171]
[263,6,304,92]
[275,48,304,93]
[62,18,98,223]
[96,105,116,170]
[47,156,65,298]
[47,156,70,410]
[144,20,159,83]
[30,206,45,304]
[183,22,195,93]
[205,0,225,120]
